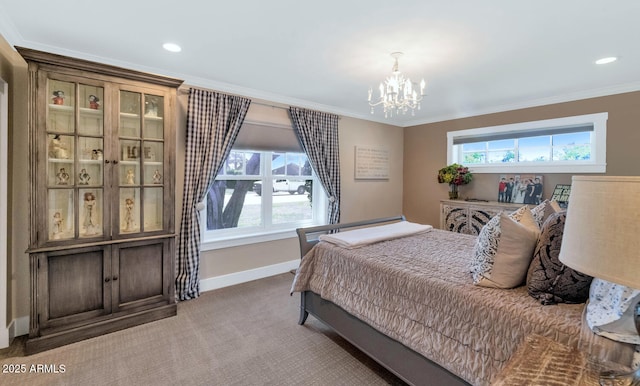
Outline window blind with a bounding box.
[453,123,594,145]
[233,103,302,152]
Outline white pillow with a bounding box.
[470,207,540,288]
[586,278,640,345]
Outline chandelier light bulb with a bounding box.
[368,52,426,118]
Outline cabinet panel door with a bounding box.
[113,238,172,310]
[442,205,468,234]
[37,246,111,332]
[114,87,172,239]
[468,207,502,235]
[38,72,112,248]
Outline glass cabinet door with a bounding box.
[46,80,105,241]
[118,90,165,235]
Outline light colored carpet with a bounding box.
[0,273,406,385]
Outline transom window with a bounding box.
[448,113,607,173]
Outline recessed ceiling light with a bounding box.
[595,57,617,65]
[163,43,182,53]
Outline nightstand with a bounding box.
[492,335,634,386]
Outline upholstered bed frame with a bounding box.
[295,216,470,386]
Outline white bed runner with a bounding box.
[318,221,432,249]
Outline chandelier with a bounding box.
[368,52,426,118]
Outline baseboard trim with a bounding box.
[199,259,299,293]
[0,327,8,348]
[7,260,300,341]
[8,315,29,341]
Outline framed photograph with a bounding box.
[551,184,571,208]
[498,174,543,204]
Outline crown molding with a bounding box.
[4,23,640,129]
[402,82,640,127]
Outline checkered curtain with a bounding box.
[176,89,251,300]
[289,107,340,224]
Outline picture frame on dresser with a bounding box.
[498,174,543,205]
[551,184,571,208]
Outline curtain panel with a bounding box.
[289,107,341,224]
[176,89,251,300]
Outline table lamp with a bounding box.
[559,176,640,384]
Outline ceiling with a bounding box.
[1,0,639,127]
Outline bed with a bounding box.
[290,216,636,386]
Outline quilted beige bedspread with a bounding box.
[291,229,635,386]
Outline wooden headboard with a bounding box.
[295,215,406,258]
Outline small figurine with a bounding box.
[49,135,70,159]
[91,149,103,160]
[145,99,158,117]
[152,169,162,184]
[126,169,135,185]
[56,168,70,185]
[78,169,90,185]
[88,94,100,110]
[52,212,63,239]
[52,90,65,105]
[83,192,97,235]
[124,198,135,232]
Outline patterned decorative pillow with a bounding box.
[530,200,560,229]
[470,207,540,288]
[526,212,593,305]
[586,279,640,345]
[548,200,563,213]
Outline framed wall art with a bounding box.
[354,145,389,180]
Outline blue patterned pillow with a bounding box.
[587,279,640,345]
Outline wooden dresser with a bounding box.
[440,199,523,235]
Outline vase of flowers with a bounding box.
[437,163,473,199]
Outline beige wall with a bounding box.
[174,97,404,279]
[0,36,30,324]
[403,92,640,226]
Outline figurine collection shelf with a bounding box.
[19,46,183,354]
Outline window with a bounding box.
[198,106,332,250]
[447,113,607,173]
[201,149,325,250]
[200,104,329,250]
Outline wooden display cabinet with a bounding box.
[19,47,183,354]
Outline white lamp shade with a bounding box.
[559,176,640,289]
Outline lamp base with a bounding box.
[633,302,640,335]
[598,302,640,386]
[599,301,640,385]
[598,368,640,385]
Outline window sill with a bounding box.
[201,227,306,251]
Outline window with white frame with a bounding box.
[200,106,327,250]
[447,113,607,173]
